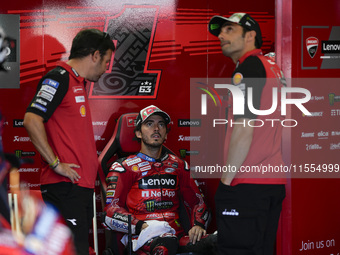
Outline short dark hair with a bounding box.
[241,27,260,49]
[69,29,115,60]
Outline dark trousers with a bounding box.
[41,182,94,255]
[215,183,286,255]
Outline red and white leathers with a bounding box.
[103,149,210,238]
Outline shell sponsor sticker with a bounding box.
[80,105,86,117]
[132,165,139,172]
[233,72,243,85]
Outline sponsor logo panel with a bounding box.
[41,85,57,95]
[144,200,174,212]
[13,136,31,142]
[331,109,340,116]
[126,157,142,166]
[15,150,36,157]
[42,79,60,88]
[329,93,340,106]
[141,190,176,198]
[37,91,54,101]
[13,119,23,127]
[138,174,177,189]
[31,103,47,112]
[178,135,201,142]
[330,142,340,150]
[306,144,322,151]
[178,119,201,127]
[18,168,39,173]
[321,41,340,54]
[75,96,85,103]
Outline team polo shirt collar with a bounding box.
[57,62,85,83]
[237,49,263,66]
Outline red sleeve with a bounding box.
[179,160,210,229]
[103,160,145,235]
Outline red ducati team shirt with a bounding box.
[26,62,98,189]
[224,49,287,186]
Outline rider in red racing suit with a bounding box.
[103,149,209,238]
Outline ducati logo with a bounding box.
[306,37,319,58]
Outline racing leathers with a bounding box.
[103,148,210,240]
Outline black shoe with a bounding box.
[179,233,217,255]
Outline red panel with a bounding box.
[0,0,277,253]
[281,0,340,255]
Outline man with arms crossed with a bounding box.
[24,29,115,255]
[208,13,286,255]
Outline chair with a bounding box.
[98,113,139,255]
[98,113,202,255]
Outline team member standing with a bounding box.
[103,105,215,255]
[24,29,115,255]
[208,13,286,255]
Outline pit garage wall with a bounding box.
[0,0,339,254]
[277,0,340,255]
